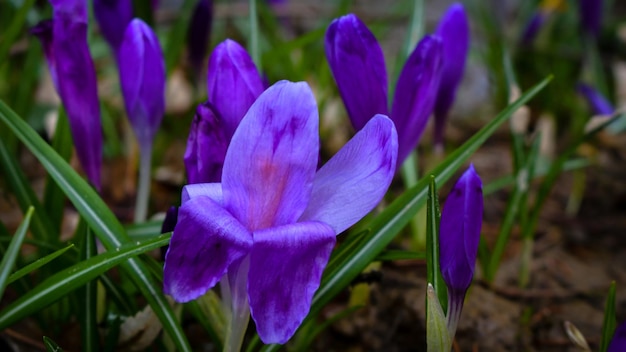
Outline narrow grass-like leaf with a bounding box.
[426,283,451,352]
[0,234,171,329]
[260,76,552,351]
[187,292,225,350]
[426,176,447,312]
[126,220,162,240]
[78,219,98,352]
[249,0,260,69]
[0,100,191,351]
[43,109,72,232]
[0,137,57,246]
[0,206,34,300]
[292,305,362,351]
[375,250,426,261]
[6,244,74,285]
[43,336,64,352]
[0,0,37,61]
[164,0,196,75]
[600,281,617,352]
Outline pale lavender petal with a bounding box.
[187,0,213,71]
[181,183,222,205]
[300,114,398,234]
[248,221,336,344]
[433,3,470,147]
[608,321,626,352]
[577,83,614,115]
[391,35,442,163]
[207,39,264,138]
[50,0,102,189]
[222,81,319,230]
[325,14,389,131]
[93,0,134,51]
[163,196,252,302]
[439,164,483,293]
[119,18,166,150]
[184,102,228,183]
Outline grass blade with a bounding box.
[6,244,75,285]
[0,100,191,351]
[599,281,617,352]
[0,206,34,300]
[426,176,447,312]
[0,234,171,329]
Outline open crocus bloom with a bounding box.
[164,81,398,344]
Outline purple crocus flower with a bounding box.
[608,321,626,352]
[521,11,547,44]
[433,3,470,149]
[579,0,603,37]
[439,164,483,337]
[93,0,134,54]
[184,39,264,183]
[32,0,102,189]
[325,14,442,164]
[577,83,614,116]
[186,0,213,72]
[118,18,165,154]
[164,81,398,344]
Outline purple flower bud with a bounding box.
[521,11,547,45]
[577,83,614,115]
[433,3,470,148]
[324,14,389,131]
[608,321,626,352]
[93,0,134,53]
[579,0,603,37]
[206,39,264,139]
[184,102,228,184]
[392,35,442,163]
[33,0,103,189]
[187,0,213,72]
[439,165,482,336]
[118,18,166,151]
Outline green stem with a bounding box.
[249,0,261,70]
[134,144,153,223]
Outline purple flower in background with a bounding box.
[184,39,264,183]
[608,321,626,352]
[433,3,470,149]
[439,165,483,337]
[93,0,134,54]
[521,11,547,44]
[119,18,165,153]
[164,81,398,344]
[577,83,614,116]
[579,0,603,37]
[32,0,102,189]
[325,14,442,164]
[186,0,213,72]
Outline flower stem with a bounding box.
[445,290,464,344]
[223,258,251,352]
[134,143,152,223]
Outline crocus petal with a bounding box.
[163,196,252,302]
[184,102,228,183]
[222,81,319,230]
[433,3,470,147]
[93,0,134,51]
[577,83,614,115]
[248,221,336,344]
[439,164,483,293]
[579,0,602,37]
[119,18,166,150]
[30,20,58,88]
[391,35,442,163]
[187,0,213,71]
[181,183,222,205]
[325,14,389,131]
[608,321,626,352]
[300,114,398,234]
[207,39,264,139]
[50,0,102,189]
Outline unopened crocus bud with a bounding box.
[119,18,166,152]
[577,83,614,116]
[187,0,213,72]
[608,321,626,352]
[94,0,134,53]
[184,102,228,183]
[521,11,547,45]
[439,164,483,338]
[33,0,103,189]
[579,0,603,37]
[433,3,470,149]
